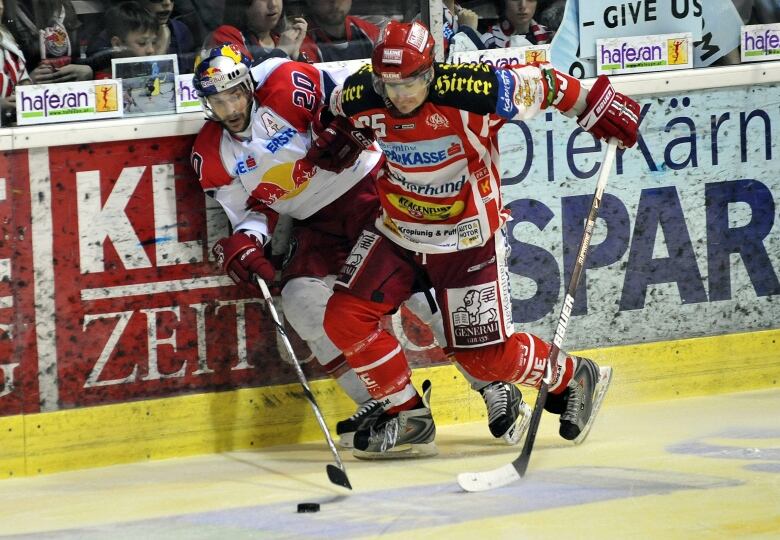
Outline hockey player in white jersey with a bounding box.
[190,43,530,447]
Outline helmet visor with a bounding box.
[373,68,433,100]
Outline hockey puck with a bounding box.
[297,502,320,513]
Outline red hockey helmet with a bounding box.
[372,20,435,84]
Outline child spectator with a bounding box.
[141,0,194,58]
[87,2,158,79]
[484,0,551,48]
[215,0,307,62]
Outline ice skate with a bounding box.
[480,381,531,445]
[335,399,383,448]
[353,380,437,460]
[559,358,613,444]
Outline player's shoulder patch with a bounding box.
[429,63,501,116]
[256,61,322,132]
[192,121,233,189]
[337,63,384,117]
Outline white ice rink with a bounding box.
[2,388,779,539]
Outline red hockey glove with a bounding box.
[577,75,640,148]
[306,109,374,172]
[213,232,275,289]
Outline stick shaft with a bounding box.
[514,139,618,476]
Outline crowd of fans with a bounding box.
[0,0,778,123]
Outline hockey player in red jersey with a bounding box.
[190,43,531,448]
[322,21,640,459]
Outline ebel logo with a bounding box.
[266,127,297,154]
[235,154,258,175]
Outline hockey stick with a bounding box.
[253,276,352,490]
[457,138,619,492]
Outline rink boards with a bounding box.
[0,64,778,478]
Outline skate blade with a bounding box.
[502,402,532,446]
[573,366,613,445]
[338,432,355,449]
[353,441,438,460]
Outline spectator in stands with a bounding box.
[141,0,194,59]
[752,0,780,23]
[484,0,551,48]
[417,1,485,61]
[215,0,308,62]
[0,0,29,124]
[299,0,379,62]
[7,0,93,83]
[88,2,158,79]
[172,0,225,47]
[536,0,566,34]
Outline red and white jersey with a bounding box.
[0,29,29,97]
[191,58,383,240]
[331,61,581,254]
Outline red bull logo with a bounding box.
[220,44,243,64]
[250,159,317,206]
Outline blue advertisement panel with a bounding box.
[499,81,780,348]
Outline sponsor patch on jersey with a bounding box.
[406,22,429,52]
[261,111,286,136]
[386,169,467,198]
[378,136,465,168]
[382,48,404,65]
[514,78,535,108]
[477,177,492,198]
[457,218,484,250]
[265,127,297,154]
[447,283,504,348]
[426,113,449,130]
[495,69,517,118]
[234,153,259,175]
[336,230,379,288]
[393,122,416,130]
[330,87,345,116]
[433,73,494,97]
[387,193,465,221]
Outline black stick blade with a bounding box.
[326,464,352,490]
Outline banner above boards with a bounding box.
[578,0,703,59]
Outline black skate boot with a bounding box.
[559,357,613,444]
[335,399,384,448]
[479,382,531,445]
[353,380,437,459]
